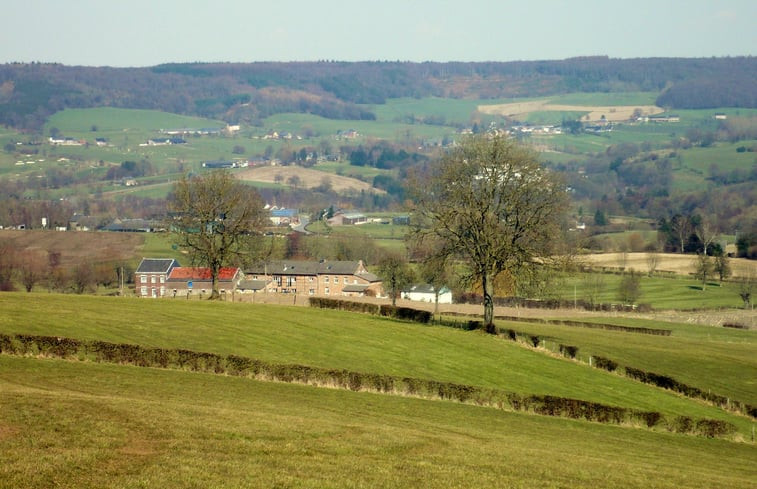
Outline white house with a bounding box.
[402,284,453,304]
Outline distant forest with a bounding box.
[1,57,756,130]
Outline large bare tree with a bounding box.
[408,135,568,331]
[168,170,267,299]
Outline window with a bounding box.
[309,288,315,295]
[160,286,165,296]
[140,275,147,283]
[308,276,314,282]
[160,276,165,283]
[324,276,330,283]
[324,287,330,295]
[140,286,147,296]
[151,275,157,283]
[286,276,295,287]
[334,276,339,284]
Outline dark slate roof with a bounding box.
[136,258,180,274]
[246,260,363,276]
[355,271,380,283]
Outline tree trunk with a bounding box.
[483,272,496,333]
[209,269,220,300]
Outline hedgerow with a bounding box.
[0,333,741,438]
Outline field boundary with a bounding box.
[0,333,739,439]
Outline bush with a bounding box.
[379,305,431,323]
[559,344,579,359]
[592,356,618,372]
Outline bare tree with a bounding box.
[693,253,714,291]
[0,243,17,291]
[713,252,731,285]
[168,170,267,299]
[646,251,660,277]
[409,135,568,331]
[738,272,754,309]
[618,269,642,305]
[18,250,47,292]
[376,252,415,307]
[414,238,453,316]
[669,214,692,253]
[694,216,717,257]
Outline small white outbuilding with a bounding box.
[401,284,453,304]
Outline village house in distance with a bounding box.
[135,258,382,298]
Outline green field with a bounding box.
[0,292,755,488]
[3,356,755,488]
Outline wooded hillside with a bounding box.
[2,57,756,130]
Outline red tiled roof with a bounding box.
[168,267,239,281]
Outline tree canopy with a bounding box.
[409,135,568,330]
[168,171,267,299]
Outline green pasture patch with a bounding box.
[0,292,750,434]
[45,107,225,134]
[263,112,453,142]
[2,356,755,489]
[559,272,746,310]
[497,316,757,406]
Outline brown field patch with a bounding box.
[1,230,145,267]
[236,166,383,194]
[477,100,664,122]
[580,252,757,278]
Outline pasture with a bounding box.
[0,291,755,488]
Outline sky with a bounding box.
[1,0,755,67]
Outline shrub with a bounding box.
[379,305,431,323]
[559,344,579,359]
[592,356,618,372]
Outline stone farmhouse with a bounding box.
[243,260,382,297]
[135,258,242,298]
[136,258,382,298]
[135,258,180,298]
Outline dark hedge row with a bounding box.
[624,366,756,419]
[308,297,381,315]
[455,294,652,313]
[0,333,738,438]
[494,315,672,336]
[308,297,431,324]
[592,356,619,372]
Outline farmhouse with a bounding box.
[166,266,243,297]
[135,258,180,298]
[244,260,382,297]
[402,284,453,304]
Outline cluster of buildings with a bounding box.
[135,258,382,298]
[135,257,452,304]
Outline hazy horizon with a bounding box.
[1,0,754,68]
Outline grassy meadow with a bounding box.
[3,355,755,489]
[0,291,756,488]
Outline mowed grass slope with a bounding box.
[0,293,753,435]
[500,316,757,406]
[2,356,756,489]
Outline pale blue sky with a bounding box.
[1,0,754,67]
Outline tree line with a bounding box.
[2,57,756,130]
